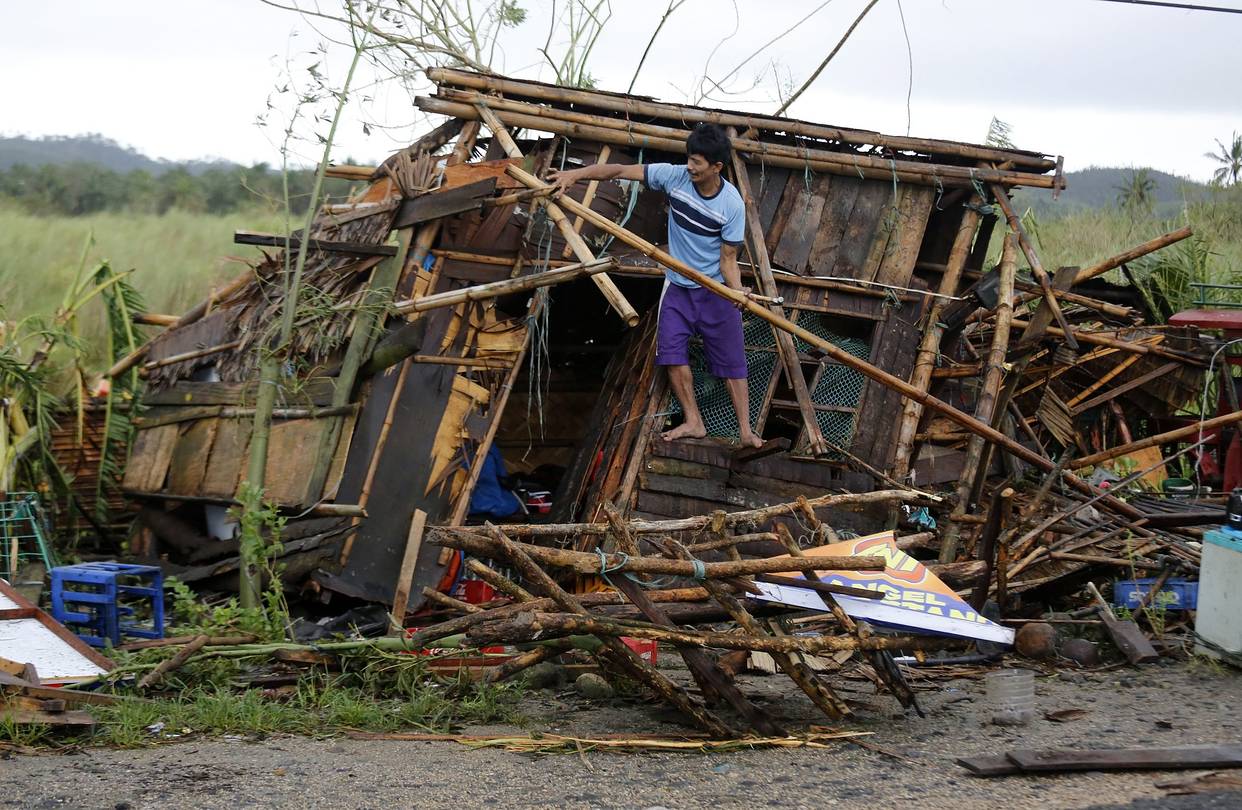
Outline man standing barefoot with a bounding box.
[548,123,763,448]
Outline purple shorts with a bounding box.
[656,283,748,379]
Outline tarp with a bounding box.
[755,531,1014,646]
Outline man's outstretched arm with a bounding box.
[546,163,645,191]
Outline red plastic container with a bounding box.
[621,637,658,665]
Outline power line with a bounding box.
[1090,0,1242,14]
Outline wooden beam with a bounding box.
[233,230,399,257]
[728,133,827,456]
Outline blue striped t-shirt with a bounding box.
[643,163,746,289]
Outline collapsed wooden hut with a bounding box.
[117,69,1086,609]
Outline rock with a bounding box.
[525,662,567,690]
[1058,671,1086,684]
[1061,638,1101,667]
[1015,622,1057,659]
[574,672,616,700]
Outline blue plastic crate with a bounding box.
[1112,577,1198,611]
[50,562,165,648]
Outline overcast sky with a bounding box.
[3,0,1240,180]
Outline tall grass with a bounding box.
[988,185,1242,294]
[0,205,284,369]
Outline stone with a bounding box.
[574,672,616,700]
[1015,622,1057,659]
[1061,637,1101,667]
[524,661,567,690]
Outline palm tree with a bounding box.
[1115,168,1157,217]
[1205,132,1242,186]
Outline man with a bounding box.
[548,123,763,448]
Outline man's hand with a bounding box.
[545,166,583,193]
[730,285,752,311]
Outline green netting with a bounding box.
[668,313,777,437]
[801,315,871,450]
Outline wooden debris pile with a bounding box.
[393,490,960,737]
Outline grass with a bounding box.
[987,185,1242,295]
[0,204,285,371]
[2,652,525,750]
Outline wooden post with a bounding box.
[471,100,638,327]
[970,487,1014,610]
[941,234,1017,562]
[728,129,827,455]
[388,509,427,634]
[989,185,1079,351]
[891,199,982,481]
[562,144,611,258]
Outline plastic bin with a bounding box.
[986,669,1034,726]
[1197,529,1242,662]
[50,562,164,648]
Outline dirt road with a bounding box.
[2,659,1239,809]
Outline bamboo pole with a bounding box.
[425,68,1057,171]
[990,185,1078,351]
[465,558,534,602]
[141,340,242,372]
[729,128,827,455]
[420,95,1057,189]
[433,529,885,577]
[469,611,946,655]
[1072,411,1242,470]
[1008,320,1198,364]
[470,100,638,327]
[891,199,982,481]
[1073,226,1193,285]
[507,164,1140,517]
[437,488,922,538]
[437,89,1040,192]
[391,256,618,313]
[562,144,611,258]
[941,235,1017,562]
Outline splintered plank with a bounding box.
[771,173,831,273]
[121,424,179,492]
[806,175,862,276]
[874,185,935,288]
[831,180,894,280]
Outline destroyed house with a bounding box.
[120,69,1089,607]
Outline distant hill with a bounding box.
[0,134,236,175]
[1015,166,1209,218]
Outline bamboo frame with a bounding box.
[421,95,1058,189]
[426,68,1057,171]
[391,256,618,313]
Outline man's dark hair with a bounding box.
[686,123,731,167]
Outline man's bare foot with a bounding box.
[662,421,707,442]
[738,430,764,449]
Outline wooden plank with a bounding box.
[439,259,513,284]
[771,173,830,273]
[388,509,428,634]
[1070,361,1181,415]
[439,158,523,191]
[874,186,934,287]
[121,424,178,492]
[233,231,398,257]
[167,418,218,495]
[199,419,252,498]
[142,378,337,407]
[831,181,891,280]
[1007,745,1242,773]
[806,175,862,276]
[859,185,904,283]
[762,172,804,256]
[263,419,333,505]
[753,165,792,233]
[393,178,498,229]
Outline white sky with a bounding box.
[3,0,1240,180]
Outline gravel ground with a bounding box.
[2,658,1240,810]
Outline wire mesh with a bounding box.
[0,493,57,581]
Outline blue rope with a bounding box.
[594,548,706,589]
